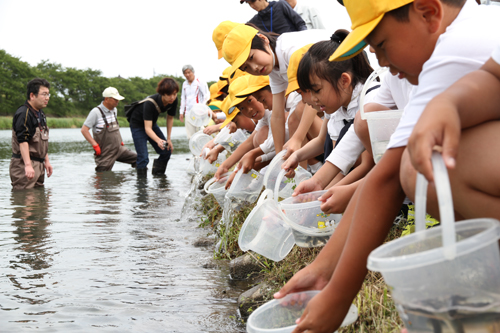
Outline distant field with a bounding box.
[0,117,183,130]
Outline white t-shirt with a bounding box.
[388,0,500,148]
[492,42,500,64]
[270,29,332,94]
[372,73,415,111]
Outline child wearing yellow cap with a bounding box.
[221,24,331,159]
[274,0,500,332]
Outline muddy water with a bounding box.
[0,128,246,332]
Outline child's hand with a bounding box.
[407,97,460,182]
[224,170,238,190]
[214,164,229,181]
[293,177,322,196]
[291,289,350,333]
[203,125,220,136]
[282,152,300,172]
[206,149,219,164]
[318,185,351,215]
[202,140,216,152]
[283,138,302,159]
[273,263,330,300]
[238,154,255,174]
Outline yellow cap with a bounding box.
[222,25,258,77]
[219,75,251,129]
[209,83,221,101]
[212,21,241,59]
[236,75,270,98]
[329,0,413,62]
[208,100,223,112]
[286,44,313,96]
[219,66,248,93]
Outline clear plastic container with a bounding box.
[226,169,264,205]
[246,290,358,333]
[238,190,295,262]
[263,150,289,194]
[367,153,500,332]
[189,131,212,156]
[204,172,232,206]
[218,129,248,153]
[279,190,342,248]
[199,150,226,175]
[359,67,403,164]
[186,103,212,127]
[274,167,312,201]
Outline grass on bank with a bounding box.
[0,116,184,130]
[199,186,405,332]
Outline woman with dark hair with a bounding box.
[129,78,179,176]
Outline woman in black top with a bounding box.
[129,78,179,176]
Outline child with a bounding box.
[274,1,500,332]
[222,24,331,155]
[212,21,241,59]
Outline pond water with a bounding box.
[0,127,246,332]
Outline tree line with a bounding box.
[0,49,212,118]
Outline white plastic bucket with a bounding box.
[246,290,358,333]
[360,67,403,164]
[189,131,212,156]
[204,172,232,206]
[186,103,212,127]
[219,129,248,153]
[367,152,500,332]
[199,150,226,175]
[263,150,289,194]
[238,189,295,262]
[226,168,264,205]
[273,167,312,201]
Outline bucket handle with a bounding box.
[203,176,217,193]
[414,152,456,259]
[274,169,289,204]
[257,189,274,206]
[359,67,388,120]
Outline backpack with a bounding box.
[124,97,161,123]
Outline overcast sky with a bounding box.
[0,0,378,83]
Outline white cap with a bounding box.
[102,87,124,100]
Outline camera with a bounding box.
[163,141,169,149]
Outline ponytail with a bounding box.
[297,29,374,96]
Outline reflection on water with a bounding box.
[0,128,245,332]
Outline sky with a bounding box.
[0,0,378,83]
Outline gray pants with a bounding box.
[185,121,201,140]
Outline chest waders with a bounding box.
[10,108,49,189]
[94,107,136,172]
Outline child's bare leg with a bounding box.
[401,120,500,220]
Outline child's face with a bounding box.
[297,89,321,112]
[240,49,274,76]
[233,114,256,132]
[237,95,266,121]
[365,8,437,85]
[252,89,273,110]
[308,75,347,114]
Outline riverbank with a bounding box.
[194,174,404,332]
[0,116,184,130]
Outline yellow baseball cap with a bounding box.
[286,44,313,97]
[222,25,258,77]
[209,83,221,101]
[208,100,223,112]
[235,75,270,98]
[212,21,241,59]
[219,75,251,129]
[329,0,413,62]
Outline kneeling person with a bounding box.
[81,87,137,171]
[10,78,53,190]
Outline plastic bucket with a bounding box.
[246,290,358,333]
[238,189,295,262]
[200,149,227,175]
[219,129,248,153]
[186,103,212,127]
[189,131,212,156]
[367,152,500,332]
[204,172,232,206]
[263,150,289,193]
[226,168,264,205]
[273,167,312,201]
[360,67,403,164]
[279,188,342,248]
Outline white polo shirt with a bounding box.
[179,76,210,115]
[388,0,500,149]
[270,29,332,94]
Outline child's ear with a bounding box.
[413,0,443,34]
[256,33,270,45]
[339,73,352,91]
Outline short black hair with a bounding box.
[387,0,465,22]
[157,78,179,95]
[27,78,50,100]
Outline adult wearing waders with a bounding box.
[81,87,137,171]
[179,65,210,139]
[129,78,178,176]
[10,78,53,190]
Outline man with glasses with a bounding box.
[81,87,137,171]
[10,78,53,189]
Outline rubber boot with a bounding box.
[152,159,168,176]
[137,167,148,177]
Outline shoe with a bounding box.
[137,168,148,177]
[152,159,168,176]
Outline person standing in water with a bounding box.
[81,87,137,172]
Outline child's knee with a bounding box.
[400,148,417,202]
[354,112,369,145]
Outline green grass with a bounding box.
[0,116,184,130]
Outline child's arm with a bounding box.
[279,148,406,333]
[318,179,362,214]
[214,131,256,180]
[237,147,264,174]
[205,145,225,164]
[283,103,319,159]
[271,91,287,153]
[292,161,340,196]
[334,150,374,187]
[408,58,500,181]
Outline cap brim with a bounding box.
[285,80,299,97]
[329,14,383,62]
[229,42,251,77]
[116,95,125,100]
[235,84,265,98]
[218,48,223,60]
[219,108,240,129]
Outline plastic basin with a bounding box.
[226,169,264,205]
[186,103,212,127]
[204,172,232,206]
[246,290,358,333]
[189,131,212,156]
